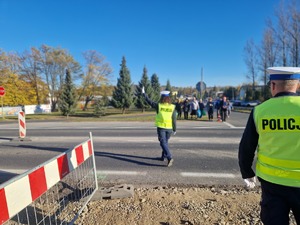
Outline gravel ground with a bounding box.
[75,185,297,225]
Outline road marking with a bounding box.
[96,170,237,179]
[1,169,239,182]
[97,170,147,176]
[223,122,236,128]
[181,172,236,178]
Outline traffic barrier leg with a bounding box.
[18,111,26,139]
[11,111,31,142]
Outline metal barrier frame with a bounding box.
[0,132,98,225]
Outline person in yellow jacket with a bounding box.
[142,87,176,167]
[238,67,300,225]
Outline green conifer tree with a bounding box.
[135,66,153,112]
[58,69,77,118]
[94,98,106,117]
[165,79,175,101]
[111,56,133,114]
[165,79,172,92]
[151,73,161,102]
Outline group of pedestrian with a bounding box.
[142,66,300,225]
[175,96,206,120]
[214,96,232,122]
[174,95,234,122]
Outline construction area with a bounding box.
[77,183,299,225]
[77,185,264,225]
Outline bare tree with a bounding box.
[78,50,112,111]
[0,50,21,74]
[19,48,43,104]
[257,27,278,98]
[274,1,290,66]
[244,39,258,98]
[287,0,300,66]
[38,45,81,111]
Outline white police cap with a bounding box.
[160,90,170,96]
[267,67,300,80]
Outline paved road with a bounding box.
[0,111,250,186]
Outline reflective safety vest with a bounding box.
[155,103,175,129]
[254,96,300,187]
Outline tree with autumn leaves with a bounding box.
[0,46,113,112]
[0,50,48,106]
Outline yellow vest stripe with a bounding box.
[256,163,300,187]
[258,154,300,169]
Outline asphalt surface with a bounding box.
[0,111,250,187]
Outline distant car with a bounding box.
[241,100,261,107]
[232,100,242,106]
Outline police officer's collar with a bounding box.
[274,92,299,97]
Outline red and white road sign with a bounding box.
[0,86,5,97]
[18,111,26,138]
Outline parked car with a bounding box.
[232,100,242,106]
[241,100,261,107]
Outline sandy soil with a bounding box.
[76,185,269,225]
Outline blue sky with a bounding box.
[0,0,280,87]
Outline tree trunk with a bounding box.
[51,100,57,112]
[83,96,92,111]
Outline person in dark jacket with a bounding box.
[219,95,228,122]
[206,97,214,121]
[142,87,176,167]
[214,98,221,120]
[182,98,190,120]
[175,99,182,119]
[238,67,300,225]
[198,99,205,118]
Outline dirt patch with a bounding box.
[76,185,267,225]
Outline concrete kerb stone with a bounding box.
[93,184,134,200]
[10,137,32,142]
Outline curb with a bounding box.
[93,184,134,200]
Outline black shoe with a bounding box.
[160,152,166,161]
[167,158,174,167]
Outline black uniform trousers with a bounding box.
[260,179,300,225]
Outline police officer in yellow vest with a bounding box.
[239,67,300,225]
[142,87,176,167]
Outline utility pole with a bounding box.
[200,67,203,100]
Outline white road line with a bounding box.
[96,170,238,179]
[1,169,239,180]
[181,172,236,178]
[223,122,236,128]
[97,170,147,176]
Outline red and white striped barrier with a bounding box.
[0,138,94,224]
[18,111,26,139]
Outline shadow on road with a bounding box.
[0,170,20,184]
[0,144,69,153]
[96,151,167,167]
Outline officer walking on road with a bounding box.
[142,87,176,167]
[238,67,300,225]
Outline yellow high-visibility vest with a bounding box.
[155,103,175,129]
[254,96,300,187]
